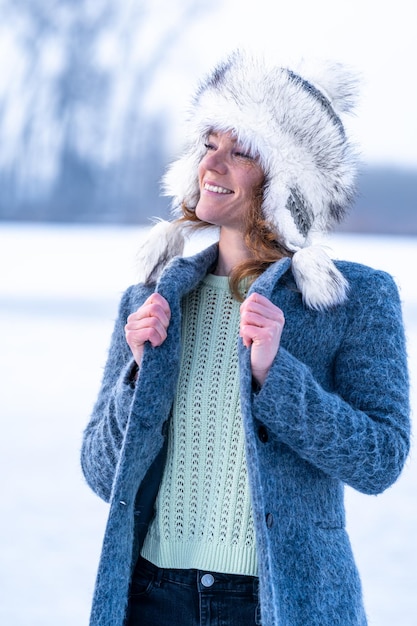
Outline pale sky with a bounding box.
[162,0,416,169]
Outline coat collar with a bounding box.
[154,244,292,303]
[247,256,292,299]
[154,243,219,303]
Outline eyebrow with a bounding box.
[208,130,238,144]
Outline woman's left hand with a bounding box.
[240,292,285,386]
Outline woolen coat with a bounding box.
[81,243,410,626]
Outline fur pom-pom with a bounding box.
[162,149,202,213]
[296,59,360,115]
[291,245,349,310]
[136,220,185,284]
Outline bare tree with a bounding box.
[0,0,217,222]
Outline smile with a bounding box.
[204,183,233,194]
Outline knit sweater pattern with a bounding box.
[141,274,257,575]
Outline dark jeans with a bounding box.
[125,556,261,626]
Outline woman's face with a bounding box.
[195,130,264,232]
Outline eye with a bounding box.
[204,142,216,151]
[233,144,256,160]
[234,150,254,160]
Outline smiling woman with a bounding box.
[80,49,410,626]
[191,130,290,296]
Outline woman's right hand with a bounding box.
[124,293,171,367]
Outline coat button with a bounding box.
[201,573,215,587]
[258,426,269,443]
[266,513,274,528]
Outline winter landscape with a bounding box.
[0,223,415,626]
[0,0,416,623]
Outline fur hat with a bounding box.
[139,49,360,310]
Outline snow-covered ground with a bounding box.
[0,223,415,626]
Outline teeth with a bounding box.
[204,183,232,194]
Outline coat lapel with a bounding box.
[129,244,219,430]
[247,256,292,299]
[239,255,292,374]
[155,243,219,303]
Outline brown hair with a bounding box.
[178,182,292,301]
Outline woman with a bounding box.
[81,50,410,626]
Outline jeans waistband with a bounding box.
[135,556,259,594]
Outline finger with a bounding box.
[147,293,171,318]
[244,303,283,323]
[244,292,273,308]
[241,310,276,329]
[240,323,277,344]
[127,302,170,328]
[241,294,283,322]
[127,292,171,320]
[126,311,169,336]
[239,323,253,348]
[125,314,167,335]
[125,323,167,348]
[241,307,285,332]
[240,315,284,351]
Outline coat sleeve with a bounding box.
[251,269,410,495]
[80,286,141,502]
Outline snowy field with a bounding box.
[0,223,415,626]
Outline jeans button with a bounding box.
[201,573,215,587]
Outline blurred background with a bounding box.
[0,1,416,625]
[0,0,416,231]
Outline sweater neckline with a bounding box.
[203,273,231,291]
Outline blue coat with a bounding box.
[81,244,410,626]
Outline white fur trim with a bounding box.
[291,246,349,310]
[295,58,360,114]
[136,219,185,283]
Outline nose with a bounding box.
[201,148,228,174]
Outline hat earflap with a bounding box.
[136,219,185,284]
[291,245,349,310]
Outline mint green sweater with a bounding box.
[141,274,258,575]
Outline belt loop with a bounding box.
[154,564,164,588]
